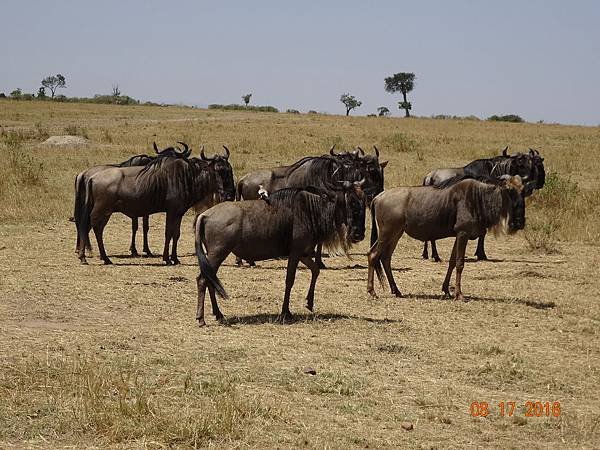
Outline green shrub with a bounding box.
[208,104,279,113]
[64,125,88,138]
[382,132,419,153]
[487,114,524,123]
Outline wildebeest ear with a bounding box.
[380,161,389,169]
[502,146,509,156]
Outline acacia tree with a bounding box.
[41,74,66,98]
[340,93,362,116]
[384,72,415,117]
[377,106,390,117]
[242,93,252,106]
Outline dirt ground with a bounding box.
[1,102,599,448]
[1,213,599,448]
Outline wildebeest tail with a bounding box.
[369,199,385,286]
[195,215,229,299]
[77,178,94,248]
[74,174,93,250]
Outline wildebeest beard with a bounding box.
[268,187,351,257]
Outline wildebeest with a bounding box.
[367,175,526,301]
[194,181,367,326]
[237,145,387,202]
[422,148,544,261]
[74,142,191,257]
[235,145,386,266]
[76,146,235,265]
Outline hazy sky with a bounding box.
[2,1,599,125]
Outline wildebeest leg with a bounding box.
[142,215,153,256]
[207,284,225,322]
[300,257,320,312]
[93,215,113,265]
[279,257,300,323]
[169,215,183,265]
[315,243,326,269]
[422,241,429,259]
[196,275,208,327]
[380,232,403,297]
[454,232,469,301]
[441,240,457,298]
[367,242,382,298]
[430,240,441,262]
[129,217,139,257]
[474,232,488,261]
[162,213,175,265]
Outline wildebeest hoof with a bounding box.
[305,301,314,312]
[317,261,327,270]
[103,259,113,265]
[476,255,488,261]
[130,250,140,257]
[277,312,294,324]
[143,250,154,257]
[79,259,88,265]
[197,318,206,327]
[171,258,181,265]
[433,256,442,263]
[164,259,172,266]
[456,294,468,302]
[368,289,379,299]
[392,290,403,298]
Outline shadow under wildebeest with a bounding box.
[391,292,556,310]
[213,312,403,326]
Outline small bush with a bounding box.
[382,132,419,153]
[64,125,89,138]
[208,104,279,113]
[286,109,300,114]
[487,114,524,123]
[308,110,318,114]
[524,220,559,253]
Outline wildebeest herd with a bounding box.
[73,142,545,326]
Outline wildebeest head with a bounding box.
[529,148,545,189]
[499,175,526,233]
[357,145,388,204]
[200,145,236,201]
[338,178,367,243]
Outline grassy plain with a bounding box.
[1,100,599,448]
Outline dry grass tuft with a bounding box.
[0,353,274,447]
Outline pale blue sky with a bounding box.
[2,0,599,125]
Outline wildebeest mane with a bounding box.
[268,187,347,256]
[465,181,504,230]
[136,157,214,204]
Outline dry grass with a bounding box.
[1,100,599,448]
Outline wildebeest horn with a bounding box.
[200,145,208,160]
[329,144,337,156]
[177,141,190,157]
[373,145,380,158]
[354,177,366,187]
[352,149,359,157]
[502,146,509,156]
[222,145,230,159]
[153,142,160,154]
[357,146,365,156]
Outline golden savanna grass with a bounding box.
[1,100,600,448]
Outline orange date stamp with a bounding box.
[470,401,561,417]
